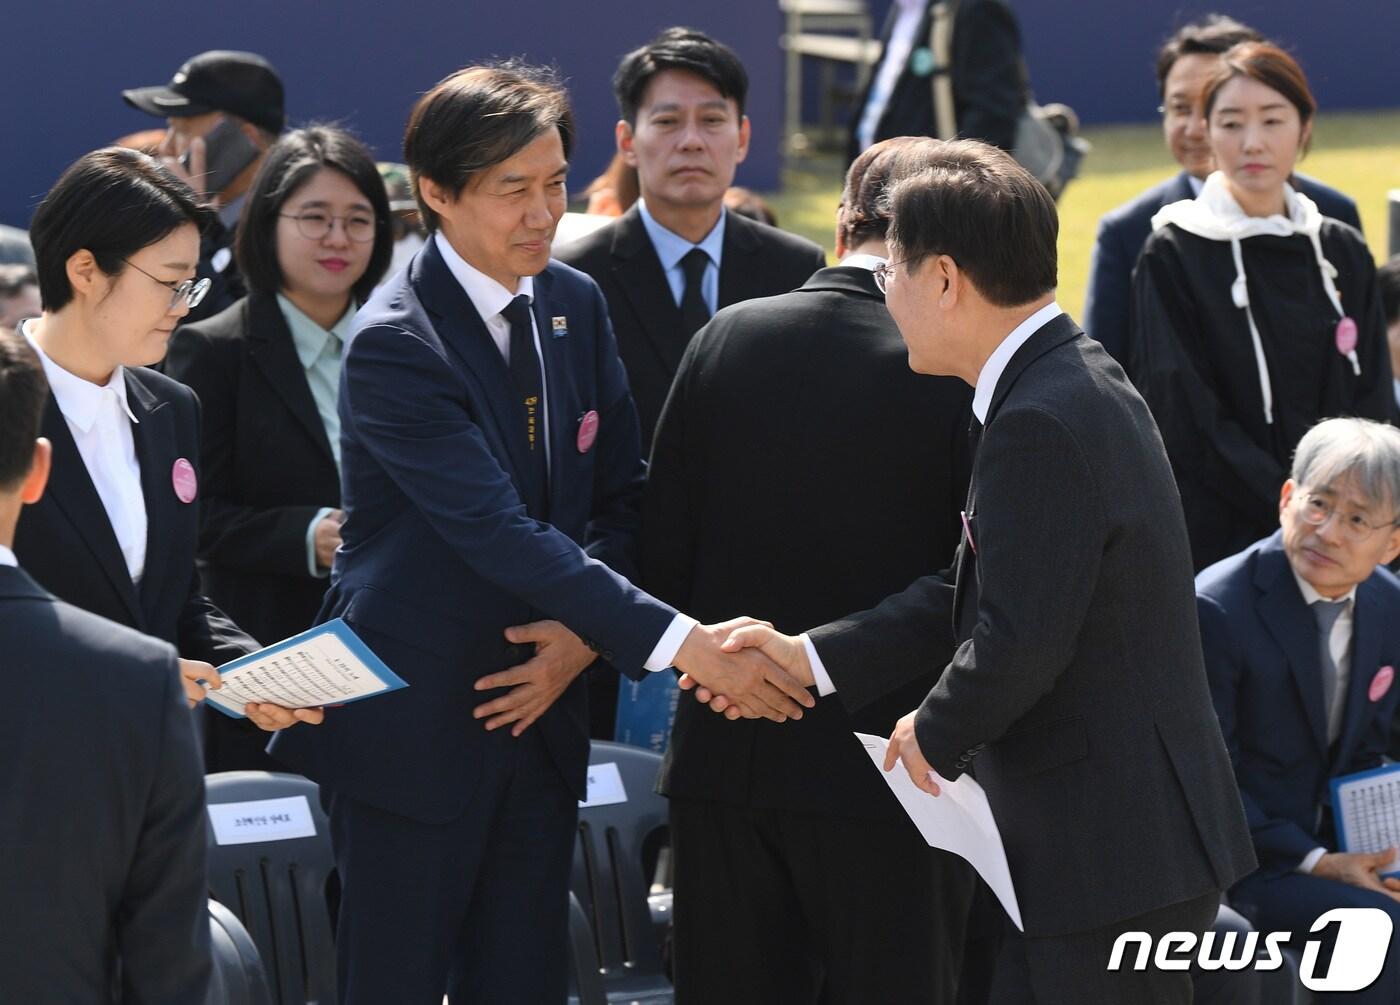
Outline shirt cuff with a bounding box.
[644,613,700,672]
[1297,847,1328,874]
[306,507,335,579]
[803,633,836,697]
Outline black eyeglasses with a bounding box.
[873,259,908,296]
[281,212,378,243]
[122,259,211,311]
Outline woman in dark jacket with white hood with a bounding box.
[1130,42,1393,571]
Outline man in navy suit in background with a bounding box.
[0,330,210,1003]
[1084,14,1359,364]
[269,63,813,1005]
[1198,417,1400,1003]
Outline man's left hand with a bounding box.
[884,710,941,796]
[473,620,595,736]
[245,704,326,730]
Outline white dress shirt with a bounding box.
[0,544,16,567]
[23,322,147,582]
[1292,569,1357,875]
[803,301,1065,697]
[838,252,887,271]
[856,0,928,153]
[432,233,694,671]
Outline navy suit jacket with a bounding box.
[270,237,677,823]
[0,565,209,1003]
[1197,532,1400,878]
[1084,171,1361,365]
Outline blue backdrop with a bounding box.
[6,1,1398,230]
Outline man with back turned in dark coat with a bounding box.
[699,140,1257,1003]
[0,330,210,1003]
[645,137,976,1004]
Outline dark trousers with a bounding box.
[326,728,577,1004]
[1232,869,1400,1004]
[670,796,977,1005]
[989,891,1219,1004]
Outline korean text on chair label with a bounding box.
[207,795,318,846]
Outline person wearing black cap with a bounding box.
[123,50,286,323]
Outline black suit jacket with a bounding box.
[647,266,973,818]
[809,314,1256,936]
[0,565,209,1003]
[166,293,341,646]
[846,0,1026,163]
[1084,170,1361,365]
[13,366,257,666]
[555,206,826,449]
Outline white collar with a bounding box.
[22,321,138,432]
[636,199,727,272]
[972,302,1064,422]
[1187,174,1205,197]
[839,253,887,272]
[433,231,535,323]
[0,544,16,568]
[1292,566,1357,609]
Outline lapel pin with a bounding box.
[551,316,568,338]
[577,410,599,453]
[960,509,976,555]
[1370,666,1394,703]
[172,458,198,504]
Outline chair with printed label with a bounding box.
[571,741,674,1004]
[205,771,337,1005]
[206,899,274,1005]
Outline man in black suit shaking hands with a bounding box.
[708,142,1256,1003]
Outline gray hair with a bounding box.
[1291,417,1400,518]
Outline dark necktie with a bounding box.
[679,248,712,339]
[500,294,548,515]
[1313,599,1348,743]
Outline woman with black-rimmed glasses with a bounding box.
[164,126,390,770]
[14,146,321,750]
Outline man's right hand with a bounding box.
[1313,848,1400,901]
[671,620,815,723]
[315,509,345,570]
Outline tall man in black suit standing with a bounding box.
[556,27,826,452]
[1083,15,1360,363]
[0,330,210,1003]
[556,27,825,737]
[645,137,976,1004]
[709,141,1257,1002]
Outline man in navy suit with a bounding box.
[269,64,813,1005]
[1084,15,1359,364]
[0,330,210,1003]
[1198,417,1400,1002]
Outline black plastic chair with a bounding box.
[571,741,674,1004]
[568,890,608,1005]
[204,771,337,1005]
[207,899,274,1005]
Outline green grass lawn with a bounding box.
[766,109,1400,319]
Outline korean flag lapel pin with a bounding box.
[551,315,569,339]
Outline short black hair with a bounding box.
[0,329,47,492]
[1379,256,1400,327]
[838,136,937,250]
[236,125,394,304]
[29,148,212,312]
[888,140,1058,308]
[1155,14,1263,97]
[403,62,574,232]
[613,27,749,124]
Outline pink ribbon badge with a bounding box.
[577,410,599,454]
[171,458,197,504]
[1335,317,1358,356]
[960,509,977,554]
[1369,666,1395,703]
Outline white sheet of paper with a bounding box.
[579,762,627,808]
[856,733,1023,931]
[207,795,317,846]
[206,628,392,716]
